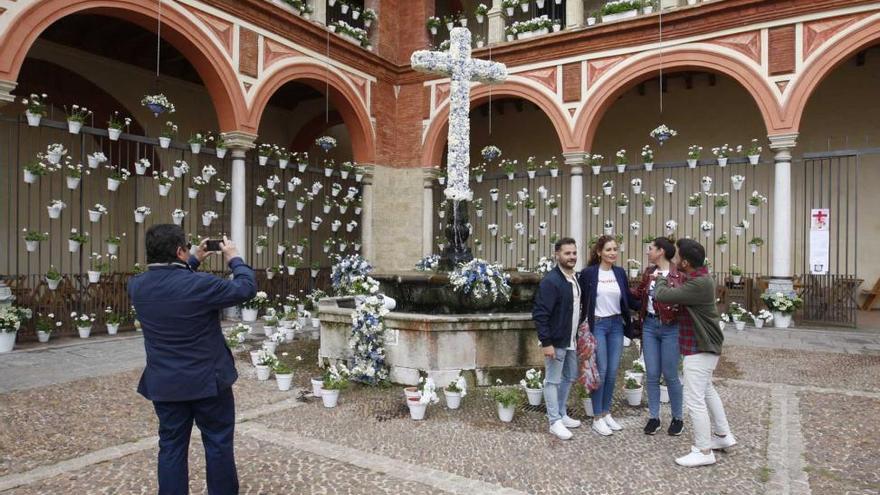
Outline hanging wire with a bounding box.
[488,45,492,136]
[156,0,162,84]
[325,27,330,124]
[658,6,663,116]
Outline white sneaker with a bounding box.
[561,416,582,429]
[592,419,613,436]
[675,446,716,467]
[603,415,623,431]
[710,432,737,450]
[550,420,573,440]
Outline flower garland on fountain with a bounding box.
[449,259,511,303]
[347,295,391,385]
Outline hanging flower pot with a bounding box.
[592,165,601,175]
[87,271,101,284]
[256,195,266,206]
[25,240,38,252]
[188,187,199,200]
[276,199,287,209]
[67,120,83,134]
[46,277,61,290]
[216,147,227,159]
[47,206,63,220]
[107,178,121,192]
[644,205,654,215]
[158,136,171,148]
[616,164,626,174]
[25,111,42,127]
[190,143,201,154]
[66,177,81,190]
[340,3,350,14]
[158,184,172,197]
[748,204,758,215]
[108,128,122,141]
[748,155,760,165]
[108,243,119,255]
[687,206,698,216]
[717,157,728,167]
[644,162,654,172]
[618,205,628,215]
[215,191,227,202]
[687,159,698,169]
[88,210,102,223]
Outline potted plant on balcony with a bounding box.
[153,171,175,197]
[475,3,489,23]
[23,229,48,253]
[734,218,749,237]
[106,111,131,141]
[68,228,88,253]
[716,232,729,253]
[65,162,88,191]
[363,8,377,28]
[746,138,762,165]
[141,93,176,117]
[22,93,48,126]
[687,144,702,168]
[23,159,48,184]
[729,264,743,284]
[159,121,177,148]
[589,153,604,175]
[64,104,92,134]
[687,193,702,215]
[215,179,231,202]
[602,0,642,22]
[748,191,767,215]
[748,236,764,253]
[617,194,630,215]
[426,16,441,35]
[643,194,655,215]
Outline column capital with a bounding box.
[768,132,798,151]
[422,166,440,187]
[563,151,586,175]
[221,131,258,150]
[358,163,376,185]
[0,79,17,105]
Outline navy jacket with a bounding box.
[128,256,256,402]
[578,264,640,336]
[533,266,585,348]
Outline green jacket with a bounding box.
[654,272,724,354]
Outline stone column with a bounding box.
[360,164,375,262]
[564,152,586,269]
[422,168,438,256]
[767,133,798,295]
[311,0,327,25]
[222,131,257,262]
[566,0,584,28]
[488,0,505,45]
[0,80,17,105]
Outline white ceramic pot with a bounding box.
[216,148,227,159]
[108,178,121,191]
[250,350,261,366]
[66,177,80,190]
[624,387,643,406]
[159,184,172,197]
[172,214,184,226]
[190,143,202,154]
[444,390,462,410]
[311,317,320,328]
[256,196,266,206]
[135,212,146,224]
[735,320,746,331]
[77,325,92,339]
[644,205,654,215]
[87,271,101,284]
[268,218,278,228]
[256,365,271,381]
[632,185,642,195]
[525,387,543,406]
[311,377,324,396]
[687,206,698,215]
[26,111,42,126]
[324,168,333,177]
[68,240,80,253]
[748,204,759,215]
[732,275,742,284]
[135,164,148,175]
[108,128,122,141]
[278,159,289,169]
[748,155,760,165]
[242,308,258,322]
[264,325,276,337]
[618,206,628,215]
[0,331,16,352]
[25,240,38,252]
[629,268,639,279]
[717,157,728,167]
[408,398,428,420]
[497,402,516,423]
[276,199,287,209]
[88,210,102,223]
[617,164,626,173]
[46,277,61,290]
[159,137,171,148]
[67,120,83,134]
[603,9,638,22]
[37,331,50,343]
[106,323,119,335]
[258,155,270,166]
[687,159,698,169]
[24,170,37,184]
[48,206,62,219]
[755,319,765,329]
[773,312,792,329]
[322,389,340,408]
[276,373,293,391]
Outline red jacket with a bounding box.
[631,265,684,326]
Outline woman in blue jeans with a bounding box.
[632,237,685,436]
[579,235,639,436]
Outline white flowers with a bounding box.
[70,311,96,326]
[92,204,108,215]
[449,259,511,303]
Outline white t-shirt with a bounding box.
[647,269,669,315]
[565,272,581,350]
[595,268,621,317]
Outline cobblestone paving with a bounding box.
[799,392,880,495]
[4,435,446,495]
[717,345,880,392]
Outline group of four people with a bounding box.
[533,235,736,467]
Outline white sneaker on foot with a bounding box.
[550,420,573,440]
[561,416,582,429]
[603,415,623,431]
[710,432,737,450]
[675,446,716,467]
[592,419,613,436]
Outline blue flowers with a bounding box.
[449,258,511,302]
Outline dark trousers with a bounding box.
[152,387,238,495]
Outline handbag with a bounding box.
[625,315,642,340]
[576,321,600,391]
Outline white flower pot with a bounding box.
[250,351,262,366]
[497,402,516,422]
[587,17,597,26]
[755,319,765,329]
[267,217,278,228]
[108,178,121,191]
[665,184,675,194]
[644,162,654,171]
[719,244,727,253]
[717,157,728,167]
[37,331,50,343]
[87,271,101,284]
[604,227,613,236]
[748,155,760,165]
[25,240,38,252]
[258,155,270,166]
[67,120,83,134]
[644,205,654,215]
[286,266,297,276]
[702,182,712,193]
[618,205,628,215]
[107,323,119,335]
[278,159,289,169]
[732,275,742,284]
[284,327,294,341]
[135,212,146,223]
[687,159,698,169]
[311,377,324,396]
[718,205,728,216]
[629,268,639,278]
[256,196,266,206]
[322,389,340,408]
[277,199,287,209]
[172,214,185,226]
[0,331,16,352]
[215,191,228,203]
[688,0,698,4]
[66,177,80,190]
[77,325,92,339]
[25,111,42,126]
[525,387,543,406]
[310,222,319,231]
[748,205,759,215]
[47,151,63,165]
[603,9,638,22]
[549,169,559,177]
[263,341,277,355]
[242,308,258,322]
[216,148,227,159]
[155,138,170,150]
[276,373,293,391]
[135,164,148,176]
[751,244,759,253]
[624,387,643,406]
[632,185,642,194]
[339,205,348,214]
[87,155,101,168]
[87,210,103,223]
[660,385,669,403]
[735,320,746,331]
[644,5,654,14]
[201,215,214,227]
[444,390,462,409]
[266,271,275,280]
[324,168,333,177]
[190,143,202,154]
[46,277,61,290]
[408,399,428,420]
[687,206,698,215]
[24,170,37,184]
[603,186,613,196]
[108,128,122,141]
[583,398,593,416]
[68,240,80,253]
[617,164,626,173]
[256,365,271,381]
[592,206,600,216]
[159,184,172,197]
[735,226,744,236]
[341,3,350,13]
[591,165,601,176]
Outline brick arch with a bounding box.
[573,46,784,149]
[0,0,248,133]
[247,60,375,163]
[421,78,576,167]
[785,14,880,134]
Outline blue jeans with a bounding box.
[592,317,624,416]
[543,348,578,425]
[642,315,684,420]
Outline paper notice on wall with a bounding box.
[809,208,830,275]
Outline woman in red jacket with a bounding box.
[631,237,685,436]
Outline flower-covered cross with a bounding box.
[411,28,507,202]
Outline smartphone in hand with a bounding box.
[205,239,223,252]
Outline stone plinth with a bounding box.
[317,298,543,387]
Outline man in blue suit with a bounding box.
[128,224,256,495]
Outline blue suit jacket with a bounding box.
[578,264,640,336]
[128,256,256,402]
[533,266,585,348]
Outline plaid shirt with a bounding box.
[677,266,711,356]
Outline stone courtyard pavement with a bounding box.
[1,326,880,494]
